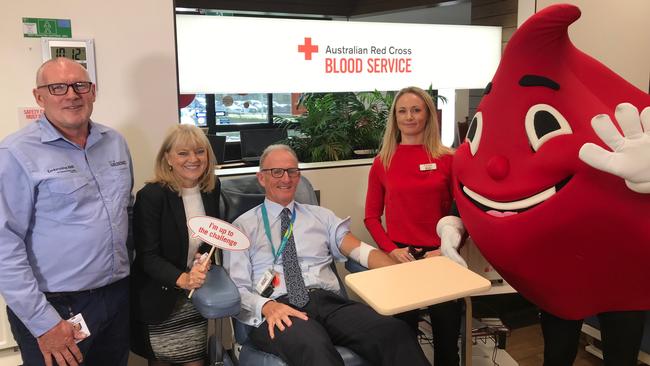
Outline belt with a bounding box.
[276,287,323,301]
[44,276,128,299]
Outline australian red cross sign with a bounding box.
[298,36,414,74]
[177,15,501,93]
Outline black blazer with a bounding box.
[131,181,221,324]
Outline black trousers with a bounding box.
[395,300,462,366]
[249,289,430,366]
[7,277,129,366]
[540,309,646,366]
[393,241,461,366]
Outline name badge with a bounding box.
[256,269,277,297]
[67,313,91,343]
[419,163,437,171]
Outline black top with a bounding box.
[130,181,221,324]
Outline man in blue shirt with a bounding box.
[0,58,133,366]
[224,144,429,366]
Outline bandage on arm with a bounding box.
[347,241,376,268]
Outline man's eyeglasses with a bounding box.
[260,168,301,178]
[37,82,93,96]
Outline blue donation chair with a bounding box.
[191,264,241,366]
[220,174,369,366]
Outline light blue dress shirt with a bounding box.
[223,199,350,327]
[0,116,133,337]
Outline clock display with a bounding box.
[42,38,96,83]
[50,46,86,61]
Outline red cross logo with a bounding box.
[298,37,318,60]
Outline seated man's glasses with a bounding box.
[37,81,93,96]
[260,168,301,178]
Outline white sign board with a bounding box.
[187,216,250,251]
[176,15,501,93]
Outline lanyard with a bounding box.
[261,204,296,264]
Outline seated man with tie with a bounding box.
[224,144,430,366]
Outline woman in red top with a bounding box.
[365,86,461,366]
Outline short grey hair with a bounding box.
[259,144,299,169]
[35,57,90,86]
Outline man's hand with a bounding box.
[261,301,308,339]
[579,103,650,193]
[37,320,83,366]
[437,216,467,267]
[388,247,415,263]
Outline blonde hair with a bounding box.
[150,124,217,194]
[378,86,452,170]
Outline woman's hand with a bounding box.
[389,247,416,263]
[188,262,208,289]
[176,260,210,290]
[423,249,442,258]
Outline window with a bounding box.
[179,92,301,138]
[179,94,207,127]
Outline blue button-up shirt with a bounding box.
[0,116,133,336]
[223,199,349,327]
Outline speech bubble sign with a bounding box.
[187,216,250,251]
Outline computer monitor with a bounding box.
[239,128,288,164]
[206,134,227,165]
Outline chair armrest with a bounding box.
[192,265,241,319]
[234,318,254,345]
[344,259,368,273]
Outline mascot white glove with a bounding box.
[579,103,650,193]
[436,216,467,267]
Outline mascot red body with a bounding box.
[452,4,650,319]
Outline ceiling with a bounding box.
[174,0,453,17]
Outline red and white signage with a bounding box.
[187,216,250,251]
[176,15,501,93]
[17,107,44,128]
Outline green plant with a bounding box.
[276,87,445,162]
[351,90,394,152]
[276,91,391,162]
[276,93,355,162]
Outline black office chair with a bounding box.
[219,175,369,366]
[206,134,227,165]
[238,129,287,164]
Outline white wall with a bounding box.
[0,0,180,190]
[518,0,650,92]
[301,165,374,244]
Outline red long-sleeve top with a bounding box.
[364,145,453,252]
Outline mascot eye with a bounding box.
[466,111,483,156]
[525,104,572,151]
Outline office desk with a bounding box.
[345,256,493,366]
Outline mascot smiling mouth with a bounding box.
[460,176,571,217]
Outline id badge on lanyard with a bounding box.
[257,204,296,297]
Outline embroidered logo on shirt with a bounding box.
[47,165,77,174]
[109,160,127,167]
